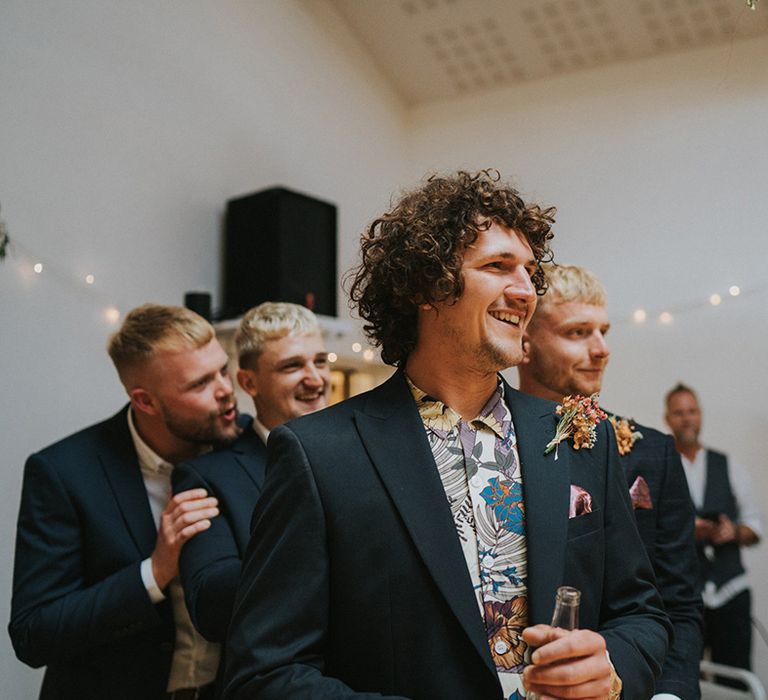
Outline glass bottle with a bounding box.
[526,586,581,700]
[550,585,580,630]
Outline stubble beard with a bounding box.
[676,426,700,448]
[161,402,240,448]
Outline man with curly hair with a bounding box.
[224,171,670,700]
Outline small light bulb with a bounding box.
[659,311,673,325]
[709,293,721,306]
[328,352,338,363]
[85,274,95,285]
[351,342,362,353]
[363,349,375,362]
[633,309,647,323]
[729,285,740,297]
[33,263,43,274]
[104,306,121,324]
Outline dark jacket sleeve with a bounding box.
[9,452,163,668]
[652,436,703,699]
[222,425,408,700]
[173,461,243,643]
[594,423,673,699]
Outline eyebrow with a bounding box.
[560,320,611,330]
[275,353,327,368]
[477,250,537,266]
[182,369,216,390]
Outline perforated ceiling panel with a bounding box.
[319,0,768,104]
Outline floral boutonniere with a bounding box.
[544,394,607,460]
[608,415,644,456]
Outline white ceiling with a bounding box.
[320,0,768,105]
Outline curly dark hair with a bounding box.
[346,170,556,366]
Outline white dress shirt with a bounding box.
[252,416,270,447]
[128,409,220,692]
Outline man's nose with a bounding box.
[215,372,234,398]
[504,268,536,303]
[590,333,610,360]
[303,364,325,387]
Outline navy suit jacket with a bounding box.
[9,407,174,700]
[615,419,703,699]
[223,372,671,700]
[172,422,267,642]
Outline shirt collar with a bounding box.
[406,375,509,440]
[680,445,706,471]
[252,417,270,446]
[127,407,174,476]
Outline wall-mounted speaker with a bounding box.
[184,291,212,321]
[223,187,337,319]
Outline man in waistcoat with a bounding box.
[665,384,762,685]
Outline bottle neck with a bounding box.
[551,586,580,630]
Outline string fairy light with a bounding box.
[4,235,123,325]
[4,223,764,335]
[619,280,767,328]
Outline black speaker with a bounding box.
[184,291,212,321]
[223,187,337,319]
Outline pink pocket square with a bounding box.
[569,484,593,518]
[629,475,653,510]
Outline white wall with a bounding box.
[409,35,768,684]
[0,1,405,696]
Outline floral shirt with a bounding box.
[408,377,528,700]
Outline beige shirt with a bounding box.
[127,409,220,691]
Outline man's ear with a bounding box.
[129,387,159,416]
[520,335,532,365]
[237,368,259,398]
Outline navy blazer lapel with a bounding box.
[232,430,268,491]
[353,372,495,677]
[99,407,158,557]
[504,385,570,625]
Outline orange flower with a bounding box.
[545,394,607,459]
[608,415,644,456]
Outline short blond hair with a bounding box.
[235,302,321,369]
[536,263,607,315]
[108,303,214,384]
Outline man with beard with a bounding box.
[517,264,702,700]
[173,302,330,643]
[665,384,762,685]
[223,171,670,700]
[9,303,241,700]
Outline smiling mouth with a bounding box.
[489,310,522,326]
[296,390,325,402]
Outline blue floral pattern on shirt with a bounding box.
[408,377,528,697]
